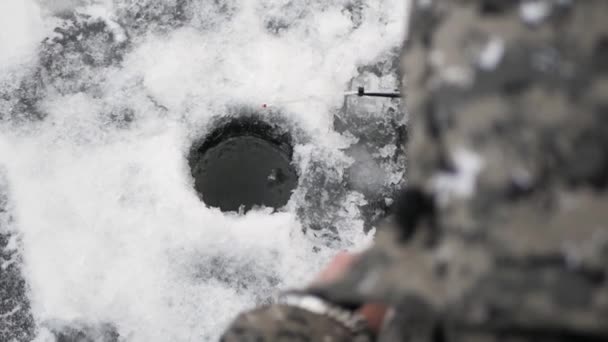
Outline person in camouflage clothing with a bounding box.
[221,0,608,341]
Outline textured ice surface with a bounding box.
[0,0,406,340]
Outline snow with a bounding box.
[0,0,408,340]
[0,0,47,72]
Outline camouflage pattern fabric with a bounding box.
[221,305,370,342]
[222,1,608,341]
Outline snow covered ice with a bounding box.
[0,0,407,341]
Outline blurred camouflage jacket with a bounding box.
[222,1,608,341]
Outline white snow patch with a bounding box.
[377,144,398,158]
[0,0,46,71]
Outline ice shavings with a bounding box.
[0,0,407,341]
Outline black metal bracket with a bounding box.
[356,86,401,99]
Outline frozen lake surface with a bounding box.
[0,1,406,340]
